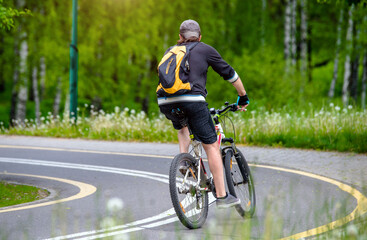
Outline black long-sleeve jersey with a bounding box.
[157,42,238,99]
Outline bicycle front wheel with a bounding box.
[224,148,256,217]
[169,153,209,229]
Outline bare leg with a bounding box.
[202,141,226,198]
[178,127,190,153]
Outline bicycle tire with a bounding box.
[169,153,209,229]
[224,148,256,217]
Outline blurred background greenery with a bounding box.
[0,0,366,128]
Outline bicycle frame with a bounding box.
[188,103,238,193]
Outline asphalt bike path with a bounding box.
[0,136,366,239]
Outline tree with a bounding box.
[362,52,367,109]
[328,5,344,98]
[31,65,40,124]
[14,32,28,123]
[284,0,292,73]
[291,0,297,66]
[0,0,30,30]
[300,0,308,78]
[342,4,354,106]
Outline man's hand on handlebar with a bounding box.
[237,94,249,112]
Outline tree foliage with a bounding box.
[0,0,367,126]
[0,0,30,30]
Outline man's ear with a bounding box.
[199,35,202,41]
[179,34,184,40]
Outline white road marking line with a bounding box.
[0,157,180,239]
[73,195,217,240]
[2,145,366,240]
[0,157,168,183]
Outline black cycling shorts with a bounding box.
[159,102,217,144]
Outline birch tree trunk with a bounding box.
[64,93,70,119]
[291,0,298,66]
[15,36,28,124]
[329,7,344,98]
[284,0,292,73]
[261,0,267,48]
[300,0,308,77]
[350,27,361,102]
[0,36,4,93]
[9,47,19,126]
[350,54,359,102]
[40,57,46,101]
[342,4,354,106]
[32,66,40,124]
[362,52,367,109]
[53,77,62,117]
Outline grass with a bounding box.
[0,181,49,208]
[0,103,366,153]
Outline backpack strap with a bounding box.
[186,42,199,51]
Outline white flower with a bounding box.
[348,105,353,110]
[107,197,124,213]
[330,103,334,107]
[100,217,116,228]
[113,233,130,240]
[346,224,358,236]
[84,103,88,108]
[335,106,341,111]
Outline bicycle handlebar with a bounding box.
[210,102,239,124]
[210,102,238,116]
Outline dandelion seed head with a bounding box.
[100,217,116,229]
[113,233,130,240]
[346,224,358,236]
[330,103,334,107]
[348,105,353,110]
[107,197,124,213]
[335,106,340,111]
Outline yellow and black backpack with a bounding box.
[157,42,199,96]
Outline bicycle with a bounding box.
[168,102,256,229]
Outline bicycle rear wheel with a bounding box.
[224,148,256,217]
[169,153,209,229]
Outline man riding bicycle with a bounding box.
[158,19,249,208]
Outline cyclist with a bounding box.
[158,19,249,208]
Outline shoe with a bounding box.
[216,193,241,209]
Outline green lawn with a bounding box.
[0,181,49,208]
